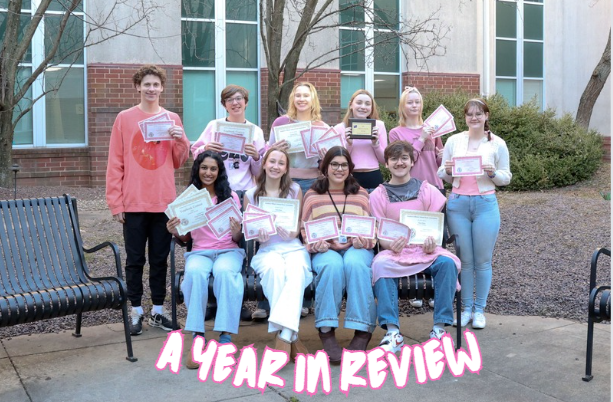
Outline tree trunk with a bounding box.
[576,29,611,129]
[0,112,14,189]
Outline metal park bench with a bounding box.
[0,195,136,362]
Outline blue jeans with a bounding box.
[311,247,376,332]
[374,256,457,328]
[292,178,316,195]
[446,193,500,313]
[181,248,246,334]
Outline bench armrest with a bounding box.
[81,241,128,302]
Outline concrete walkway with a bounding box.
[0,313,609,402]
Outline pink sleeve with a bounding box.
[374,120,387,164]
[389,127,400,143]
[369,187,387,219]
[423,182,446,212]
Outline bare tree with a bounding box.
[576,28,611,129]
[0,0,160,188]
[259,0,449,129]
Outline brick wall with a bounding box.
[12,148,91,187]
[602,136,611,162]
[403,72,481,94]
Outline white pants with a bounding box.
[251,239,312,333]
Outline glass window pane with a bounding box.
[340,29,365,71]
[374,74,399,113]
[48,1,83,12]
[524,4,543,40]
[496,39,516,76]
[496,1,516,38]
[13,67,33,145]
[496,78,516,106]
[226,71,258,124]
[0,12,32,63]
[341,74,365,111]
[226,23,257,68]
[523,79,543,109]
[45,67,85,144]
[226,0,256,21]
[339,0,364,27]
[374,31,399,73]
[182,20,215,67]
[45,14,84,64]
[524,41,543,77]
[183,70,215,142]
[182,0,214,19]
[374,0,398,29]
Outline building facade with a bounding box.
[3,0,610,186]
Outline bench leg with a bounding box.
[455,291,461,350]
[72,313,83,338]
[582,316,595,382]
[121,302,138,362]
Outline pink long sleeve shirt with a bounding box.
[333,120,388,170]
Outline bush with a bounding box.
[380,89,603,191]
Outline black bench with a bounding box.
[0,195,136,362]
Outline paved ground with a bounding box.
[0,313,609,402]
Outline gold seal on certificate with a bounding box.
[257,197,300,232]
[348,118,375,139]
[399,210,444,246]
[273,121,312,154]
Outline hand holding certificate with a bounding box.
[273,121,311,154]
[424,105,456,138]
[304,216,339,244]
[452,155,483,177]
[215,121,255,144]
[165,188,214,236]
[214,132,247,154]
[340,214,376,239]
[399,210,444,246]
[205,198,243,239]
[139,112,175,142]
[377,218,411,242]
[243,214,277,241]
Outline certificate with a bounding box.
[307,126,331,158]
[273,121,311,154]
[348,118,375,139]
[300,129,317,159]
[243,214,277,240]
[166,190,214,236]
[244,212,272,221]
[245,204,269,215]
[432,116,456,138]
[215,132,247,155]
[303,216,339,244]
[424,105,455,137]
[452,155,483,177]
[204,197,241,221]
[215,121,254,144]
[377,218,411,242]
[205,199,243,239]
[340,214,376,239]
[257,197,300,232]
[399,210,444,246]
[165,184,199,218]
[143,120,173,141]
[313,133,344,153]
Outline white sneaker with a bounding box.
[428,298,435,308]
[378,331,404,353]
[429,327,446,340]
[301,307,309,317]
[472,312,486,329]
[409,298,423,308]
[251,308,268,320]
[453,310,472,327]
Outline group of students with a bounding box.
[106,65,511,370]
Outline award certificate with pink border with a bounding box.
[340,214,376,239]
[215,132,247,155]
[424,104,455,138]
[304,216,339,244]
[243,214,277,240]
[452,155,483,177]
[377,218,411,242]
[206,201,243,239]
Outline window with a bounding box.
[496,0,544,108]
[339,0,400,114]
[182,0,259,141]
[0,0,86,147]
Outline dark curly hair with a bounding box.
[311,146,360,195]
[189,151,232,203]
[132,64,167,87]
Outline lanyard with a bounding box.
[327,190,347,222]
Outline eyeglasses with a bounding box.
[225,96,244,104]
[465,112,484,118]
[330,162,349,171]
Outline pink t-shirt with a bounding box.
[333,120,387,170]
[389,126,444,189]
[191,192,242,251]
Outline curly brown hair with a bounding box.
[132,65,167,87]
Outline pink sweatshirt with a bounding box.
[333,120,388,170]
[191,118,266,191]
[191,192,242,251]
[106,106,190,215]
[389,126,444,189]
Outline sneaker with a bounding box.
[252,308,269,320]
[378,331,404,353]
[149,310,173,331]
[301,307,309,317]
[219,333,232,344]
[428,298,435,308]
[472,312,486,329]
[409,298,423,308]
[429,327,446,340]
[453,310,472,327]
[130,309,144,336]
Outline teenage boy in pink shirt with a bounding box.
[106,65,190,336]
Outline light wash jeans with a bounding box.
[446,193,500,313]
[374,256,457,328]
[311,247,376,332]
[181,248,245,334]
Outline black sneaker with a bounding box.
[130,310,144,336]
[149,311,173,331]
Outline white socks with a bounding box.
[279,328,294,342]
[433,323,445,331]
[386,324,400,334]
[320,326,332,333]
[132,306,144,316]
[152,305,164,315]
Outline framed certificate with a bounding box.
[243,214,277,240]
[452,155,483,177]
[340,214,376,239]
[215,121,254,144]
[377,218,411,242]
[166,190,214,236]
[257,197,300,232]
[215,132,247,155]
[273,121,311,154]
[348,118,375,139]
[399,210,444,246]
[424,105,455,138]
[304,216,340,244]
